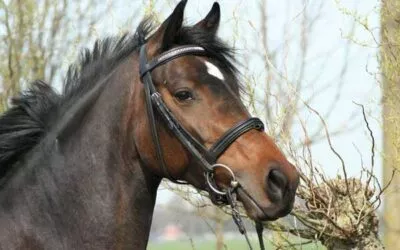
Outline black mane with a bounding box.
[0,81,58,178]
[0,17,238,179]
[61,19,238,108]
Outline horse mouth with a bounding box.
[236,187,294,221]
[207,180,295,221]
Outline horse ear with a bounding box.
[162,0,187,49]
[194,2,220,35]
[147,0,187,55]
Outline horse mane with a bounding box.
[60,19,153,110]
[0,81,59,178]
[0,17,239,179]
[61,18,239,109]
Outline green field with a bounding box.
[148,238,324,250]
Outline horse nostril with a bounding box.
[266,169,288,203]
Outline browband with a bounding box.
[140,45,206,78]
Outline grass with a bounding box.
[148,237,325,250]
[148,239,268,250]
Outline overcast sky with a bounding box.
[67,0,381,204]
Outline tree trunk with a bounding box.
[381,1,400,249]
[215,208,224,250]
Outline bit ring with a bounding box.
[206,163,237,195]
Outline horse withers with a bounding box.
[0,1,299,249]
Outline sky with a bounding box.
[59,0,382,204]
[124,0,381,204]
[0,1,384,246]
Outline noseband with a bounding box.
[139,44,266,250]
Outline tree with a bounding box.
[381,0,400,248]
[0,0,107,112]
[0,1,388,248]
[162,1,386,249]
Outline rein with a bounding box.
[139,44,266,250]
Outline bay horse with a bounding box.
[0,1,299,249]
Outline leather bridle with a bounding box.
[139,44,266,250]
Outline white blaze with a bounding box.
[205,61,225,81]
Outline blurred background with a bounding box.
[1,0,398,249]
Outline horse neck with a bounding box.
[1,55,161,249]
[56,55,161,248]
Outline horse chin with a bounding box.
[236,187,293,222]
[206,189,290,222]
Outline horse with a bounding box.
[0,1,299,249]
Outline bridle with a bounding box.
[139,44,266,250]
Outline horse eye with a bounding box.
[174,90,194,102]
